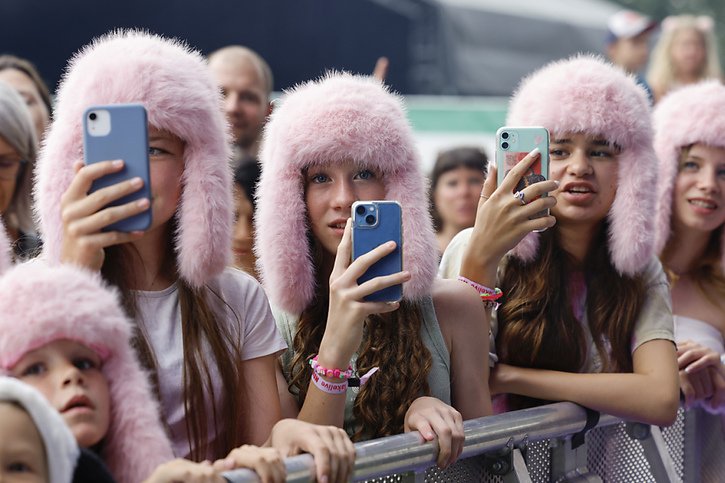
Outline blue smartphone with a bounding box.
[496,126,550,225]
[351,201,403,303]
[83,103,151,232]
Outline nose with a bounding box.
[331,178,357,211]
[62,364,85,388]
[566,148,593,177]
[234,218,253,242]
[224,91,240,114]
[697,166,720,194]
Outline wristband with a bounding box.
[311,371,348,394]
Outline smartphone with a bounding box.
[83,103,152,232]
[495,126,550,222]
[351,201,403,303]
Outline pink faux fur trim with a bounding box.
[653,81,725,275]
[34,30,232,287]
[506,55,656,276]
[256,72,437,313]
[0,263,174,483]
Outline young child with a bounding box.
[0,376,79,483]
[0,262,174,483]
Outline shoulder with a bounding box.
[210,267,268,304]
[640,256,668,288]
[431,277,486,333]
[438,227,474,279]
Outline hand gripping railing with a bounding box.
[221,402,657,483]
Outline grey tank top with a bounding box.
[273,295,451,439]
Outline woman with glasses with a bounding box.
[0,81,39,260]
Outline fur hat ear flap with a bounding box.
[256,72,438,313]
[505,54,656,276]
[35,30,232,287]
[652,80,725,274]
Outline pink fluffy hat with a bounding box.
[506,55,657,276]
[256,72,437,313]
[653,80,725,273]
[35,30,232,287]
[0,263,174,483]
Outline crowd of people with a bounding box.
[0,8,723,483]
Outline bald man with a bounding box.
[209,46,273,166]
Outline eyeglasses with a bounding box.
[0,156,26,181]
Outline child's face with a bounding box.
[10,340,111,448]
[0,402,48,483]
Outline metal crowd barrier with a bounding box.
[223,402,725,483]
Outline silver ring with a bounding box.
[513,190,526,205]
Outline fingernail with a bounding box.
[112,160,124,167]
[387,241,396,248]
[554,180,560,186]
[131,177,143,187]
[529,147,540,157]
[137,198,150,208]
[685,366,692,374]
[131,230,144,236]
[403,271,412,280]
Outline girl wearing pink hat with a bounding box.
[34,30,354,480]
[440,55,679,425]
[653,81,725,414]
[256,72,492,469]
[0,263,174,483]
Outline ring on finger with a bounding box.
[513,190,526,205]
[480,194,490,200]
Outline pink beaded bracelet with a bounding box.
[308,355,354,381]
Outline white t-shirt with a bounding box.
[135,267,287,459]
[440,227,675,372]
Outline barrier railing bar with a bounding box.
[223,402,623,483]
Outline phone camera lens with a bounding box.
[89,112,97,121]
[501,132,509,140]
[365,214,376,225]
[501,142,509,149]
[355,205,366,216]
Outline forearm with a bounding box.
[297,382,347,428]
[503,366,679,426]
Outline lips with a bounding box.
[61,394,94,413]
[561,181,597,194]
[328,219,347,231]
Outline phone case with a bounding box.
[351,201,403,302]
[495,126,550,223]
[83,104,151,232]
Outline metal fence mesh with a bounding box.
[358,408,723,483]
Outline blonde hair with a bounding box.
[647,15,722,99]
[0,81,36,235]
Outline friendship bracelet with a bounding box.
[309,355,354,381]
[348,367,380,388]
[458,276,504,302]
[311,371,348,395]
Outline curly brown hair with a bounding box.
[497,223,646,410]
[286,239,433,440]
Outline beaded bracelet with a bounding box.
[308,355,354,381]
[458,276,504,302]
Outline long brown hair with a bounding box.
[497,223,646,409]
[287,238,433,440]
[101,225,246,461]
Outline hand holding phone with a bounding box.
[351,201,403,302]
[496,126,550,224]
[83,103,152,232]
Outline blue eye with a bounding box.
[590,150,613,159]
[148,146,168,156]
[356,169,375,180]
[310,173,329,184]
[681,160,699,171]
